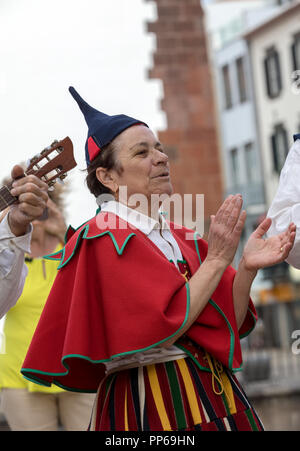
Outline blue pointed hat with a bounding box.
[69,86,148,165]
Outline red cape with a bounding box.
[21,212,256,392]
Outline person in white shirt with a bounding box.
[0,164,48,318]
[267,134,300,268]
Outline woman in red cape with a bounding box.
[21,87,296,431]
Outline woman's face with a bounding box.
[101,125,173,202]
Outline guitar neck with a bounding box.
[0,183,17,212]
[0,136,76,214]
[0,165,45,213]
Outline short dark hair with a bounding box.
[85,140,123,198]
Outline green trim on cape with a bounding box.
[43,221,137,269]
[21,282,191,392]
[192,231,237,371]
[192,230,256,372]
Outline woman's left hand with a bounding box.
[242,217,296,271]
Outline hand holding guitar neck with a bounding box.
[8,167,49,236]
[1,137,76,237]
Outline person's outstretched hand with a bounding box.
[242,217,296,271]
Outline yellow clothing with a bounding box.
[0,245,64,393]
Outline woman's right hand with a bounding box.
[206,194,246,268]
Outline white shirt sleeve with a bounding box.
[0,213,32,318]
[267,139,300,268]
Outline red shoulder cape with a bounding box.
[21,213,256,392]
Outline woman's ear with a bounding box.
[95,167,118,194]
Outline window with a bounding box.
[276,0,293,5]
[230,148,239,185]
[292,33,300,71]
[271,124,289,174]
[264,47,282,98]
[245,142,257,182]
[236,57,248,103]
[222,64,232,109]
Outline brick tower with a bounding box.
[146,0,223,234]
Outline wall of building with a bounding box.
[213,37,266,266]
[214,39,263,192]
[248,5,300,205]
[146,0,223,233]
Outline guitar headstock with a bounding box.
[26,137,76,188]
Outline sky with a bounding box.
[0,0,165,227]
[0,0,266,228]
[0,0,273,337]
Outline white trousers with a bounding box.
[1,388,96,431]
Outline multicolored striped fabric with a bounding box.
[88,353,264,431]
[88,260,263,431]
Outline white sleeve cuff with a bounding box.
[0,212,32,254]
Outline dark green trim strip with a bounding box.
[221,390,231,417]
[193,231,202,264]
[22,374,96,393]
[63,225,76,244]
[165,361,187,430]
[44,223,137,269]
[239,307,257,339]
[56,227,87,269]
[208,299,235,370]
[174,344,210,373]
[43,249,63,261]
[82,226,136,256]
[192,231,236,370]
[169,259,187,265]
[246,408,259,431]
[21,283,191,391]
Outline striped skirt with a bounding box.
[88,355,264,431]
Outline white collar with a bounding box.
[100,200,170,236]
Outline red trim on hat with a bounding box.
[88,136,101,161]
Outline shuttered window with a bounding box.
[264,47,282,99]
[271,124,289,174]
[222,64,232,109]
[236,57,248,103]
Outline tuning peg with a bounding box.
[29,155,38,163]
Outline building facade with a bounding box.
[245,0,300,205]
[146,0,223,234]
[213,37,266,262]
[210,0,300,262]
